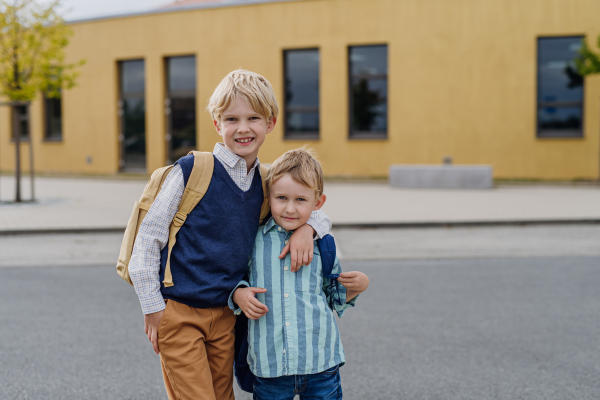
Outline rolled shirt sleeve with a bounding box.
[228,280,251,315]
[323,256,358,318]
[307,209,332,239]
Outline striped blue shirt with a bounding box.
[229,217,358,378]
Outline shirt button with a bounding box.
[284,266,289,271]
[283,349,286,354]
[285,240,289,244]
[278,227,282,231]
[285,322,290,327]
[284,293,289,298]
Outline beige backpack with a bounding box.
[117,151,270,287]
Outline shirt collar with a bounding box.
[263,217,290,235]
[213,143,260,171]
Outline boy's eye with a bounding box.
[277,196,286,200]
[226,117,236,122]
[296,198,306,202]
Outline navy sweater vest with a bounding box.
[159,154,264,309]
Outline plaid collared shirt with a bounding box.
[129,144,332,315]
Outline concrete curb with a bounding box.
[333,219,600,229]
[2,219,600,236]
[0,227,126,236]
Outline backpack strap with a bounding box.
[117,165,174,286]
[317,234,337,276]
[258,164,270,224]
[163,151,214,287]
[317,234,344,309]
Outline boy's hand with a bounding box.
[233,286,269,319]
[144,310,164,355]
[280,224,315,272]
[337,271,370,301]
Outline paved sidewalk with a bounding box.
[2,225,599,268]
[0,175,599,233]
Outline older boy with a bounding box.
[129,70,331,400]
[230,148,369,400]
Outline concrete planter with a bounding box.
[389,165,493,189]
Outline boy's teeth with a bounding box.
[236,138,253,143]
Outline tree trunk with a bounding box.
[12,105,21,203]
[27,104,34,201]
[12,105,22,203]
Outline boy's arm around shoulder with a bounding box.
[282,210,332,272]
[307,209,332,239]
[129,165,185,315]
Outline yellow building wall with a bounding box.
[1,0,599,179]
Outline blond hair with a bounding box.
[207,69,279,122]
[267,147,324,199]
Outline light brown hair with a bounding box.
[207,69,279,122]
[266,147,324,199]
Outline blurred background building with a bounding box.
[0,0,598,179]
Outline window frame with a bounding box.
[43,93,63,142]
[117,58,147,172]
[11,104,30,142]
[348,44,388,140]
[283,47,320,140]
[164,55,197,164]
[536,35,585,139]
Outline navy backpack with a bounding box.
[233,234,341,393]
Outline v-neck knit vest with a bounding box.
[159,153,264,309]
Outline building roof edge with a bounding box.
[66,0,310,25]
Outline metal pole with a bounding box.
[0,108,2,204]
[0,114,2,204]
[26,103,34,201]
[12,104,22,203]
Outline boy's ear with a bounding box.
[266,116,277,134]
[313,194,326,211]
[213,120,223,136]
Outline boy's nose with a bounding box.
[238,120,250,132]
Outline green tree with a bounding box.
[575,36,600,180]
[575,36,600,76]
[0,0,84,202]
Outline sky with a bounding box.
[57,0,171,21]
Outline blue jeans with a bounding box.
[253,365,343,400]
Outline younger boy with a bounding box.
[129,70,331,400]
[230,148,369,400]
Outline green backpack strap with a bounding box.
[163,151,214,287]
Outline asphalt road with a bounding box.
[1,252,599,399]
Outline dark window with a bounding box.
[537,37,584,138]
[44,93,62,141]
[118,60,146,171]
[349,45,388,138]
[166,56,196,163]
[284,49,319,139]
[11,105,29,141]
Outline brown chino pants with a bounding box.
[158,300,236,400]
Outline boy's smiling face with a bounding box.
[213,96,276,166]
[269,173,326,232]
